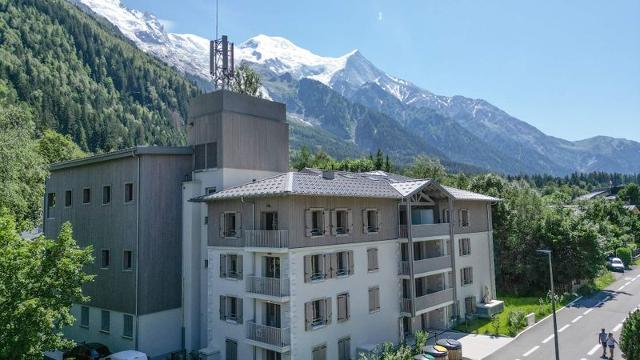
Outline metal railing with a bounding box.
[399,255,451,275]
[246,321,290,348]
[246,276,290,297]
[244,230,289,248]
[399,223,449,238]
[413,288,454,312]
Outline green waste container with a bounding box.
[414,354,436,360]
[422,345,448,359]
[436,339,462,360]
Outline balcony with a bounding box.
[399,255,452,276]
[246,276,290,300]
[246,321,290,352]
[399,223,450,239]
[244,230,289,250]
[401,288,454,314]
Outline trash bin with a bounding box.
[414,355,435,360]
[422,345,448,359]
[436,339,462,360]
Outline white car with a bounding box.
[101,350,148,360]
[607,257,625,272]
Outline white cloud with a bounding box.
[158,18,175,31]
[378,11,383,22]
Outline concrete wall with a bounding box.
[453,201,490,234]
[137,308,183,359]
[65,304,135,354]
[453,231,494,314]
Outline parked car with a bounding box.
[607,257,625,272]
[63,343,110,360]
[101,351,148,360]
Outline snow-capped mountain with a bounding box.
[70,0,640,174]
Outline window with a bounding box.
[225,339,238,360]
[102,185,111,205]
[122,250,133,271]
[332,209,350,235]
[465,296,476,315]
[46,193,56,218]
[194,144,206,170]
[337,293,350,322]
[368,286,380,313]
[205,186,217,195]
[65,190,72,207]
[309,209,324,236]
[338,337,351,360]
[261,211,278,230]
[459,238,471,256]
[123,314,133,339]
[312,344,327,360]
[264,256,280,278]
[219,254,243,280]
[367,248,379,272]
[204,216,208,225]
[80,306,89,328]
[82,188,91,204]
[461,267,473,285]
[304,254,326,282]
[335,251,353,276]
[124,183,134,203]
[206,141,218,168]
[100,249,110,269]
[265,350,281,360]
[221,212,239,238]
[363,209,380,233]
[100,310,110,333]
[305,298,331,330]
[459,209,470,227]
[442,208,450,223]
[219,296,243,323]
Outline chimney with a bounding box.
[322,170,335,180]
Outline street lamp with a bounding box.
[537,249,560,360]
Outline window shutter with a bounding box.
[368,288,374,312]
[323,210,330,235]
[347,209,353,234]
[362,209,368,233]
[375,288,380,310]
[219,254,227,278]
[237,298,243,323]
[460,268,464,284]
[458,209,462,227]
[219,295,226,320]
[273,212,278,229]
[470,268,473,283]
[305,301,313,330]
[346,293,351,320]
[376,209,382,232]
[235,211,242,237]
[219,213,225,238]
[337,295,345,322]
[304,255,311,283]
[325,297,332,325]
[458,239,462,256]
[305,209,312,237]
[347,250,354,275]
[320,345,327,360]
[330,210,337,235]
[237,255,243,279]
[327,253,336,279]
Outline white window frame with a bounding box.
[122,314,133,339]
[459,208,470,228]
[459,238,471,256]
[367,248,379,272]
[364,209,380,234]
[334,209,349,235]
[310,209,324,237]
[100,310,110,333]
[368,286,381,313]
[461,266,473,286]
[337,293,350,323]
[223,212,238,238]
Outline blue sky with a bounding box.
[124,0,640,142]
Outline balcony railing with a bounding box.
[246,276,290,298]
[246,321,290,348]
[244,230,289,248]
[399,223,450,238]
[403,288,454,313]
[399,255,452,275]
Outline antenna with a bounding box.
[210,35,235,90]
[215,0,219,41]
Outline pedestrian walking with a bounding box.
[598,328,608,358]
[606,332,619,359]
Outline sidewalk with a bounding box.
[427,330,513,360]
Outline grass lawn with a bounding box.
[593,271,616,291]
[453,294,574,337]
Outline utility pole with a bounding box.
[537,249,560,360]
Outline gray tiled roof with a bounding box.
[201,170,498,202]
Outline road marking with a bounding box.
[559,324,570,332]
[567,295,583,306]
[618,285,626,291]
[571,315,583,323]
[523,345,540,357]
[613,323,623,332]
[542,334,554,343]
[588,344,601,355]
[625,281,631,286]
[583,308,594,315]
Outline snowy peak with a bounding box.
[237,34,359,85]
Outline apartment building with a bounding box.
[43,89,501,359]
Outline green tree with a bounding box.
[404,155,446,181]
[620,309,640,360]
[618,183,640,205]
[0,212,94,359]
[374,148,384,170]
[37,129,86,164]
[230,63,262,97]
[291,146,312,171]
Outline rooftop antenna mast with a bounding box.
[210,0,234,90]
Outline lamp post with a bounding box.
[537,249,560,360]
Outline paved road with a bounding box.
[485,266,640,360]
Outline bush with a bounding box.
[617,247,632,268]
[620,309,640,360]
[507,311,528,336]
